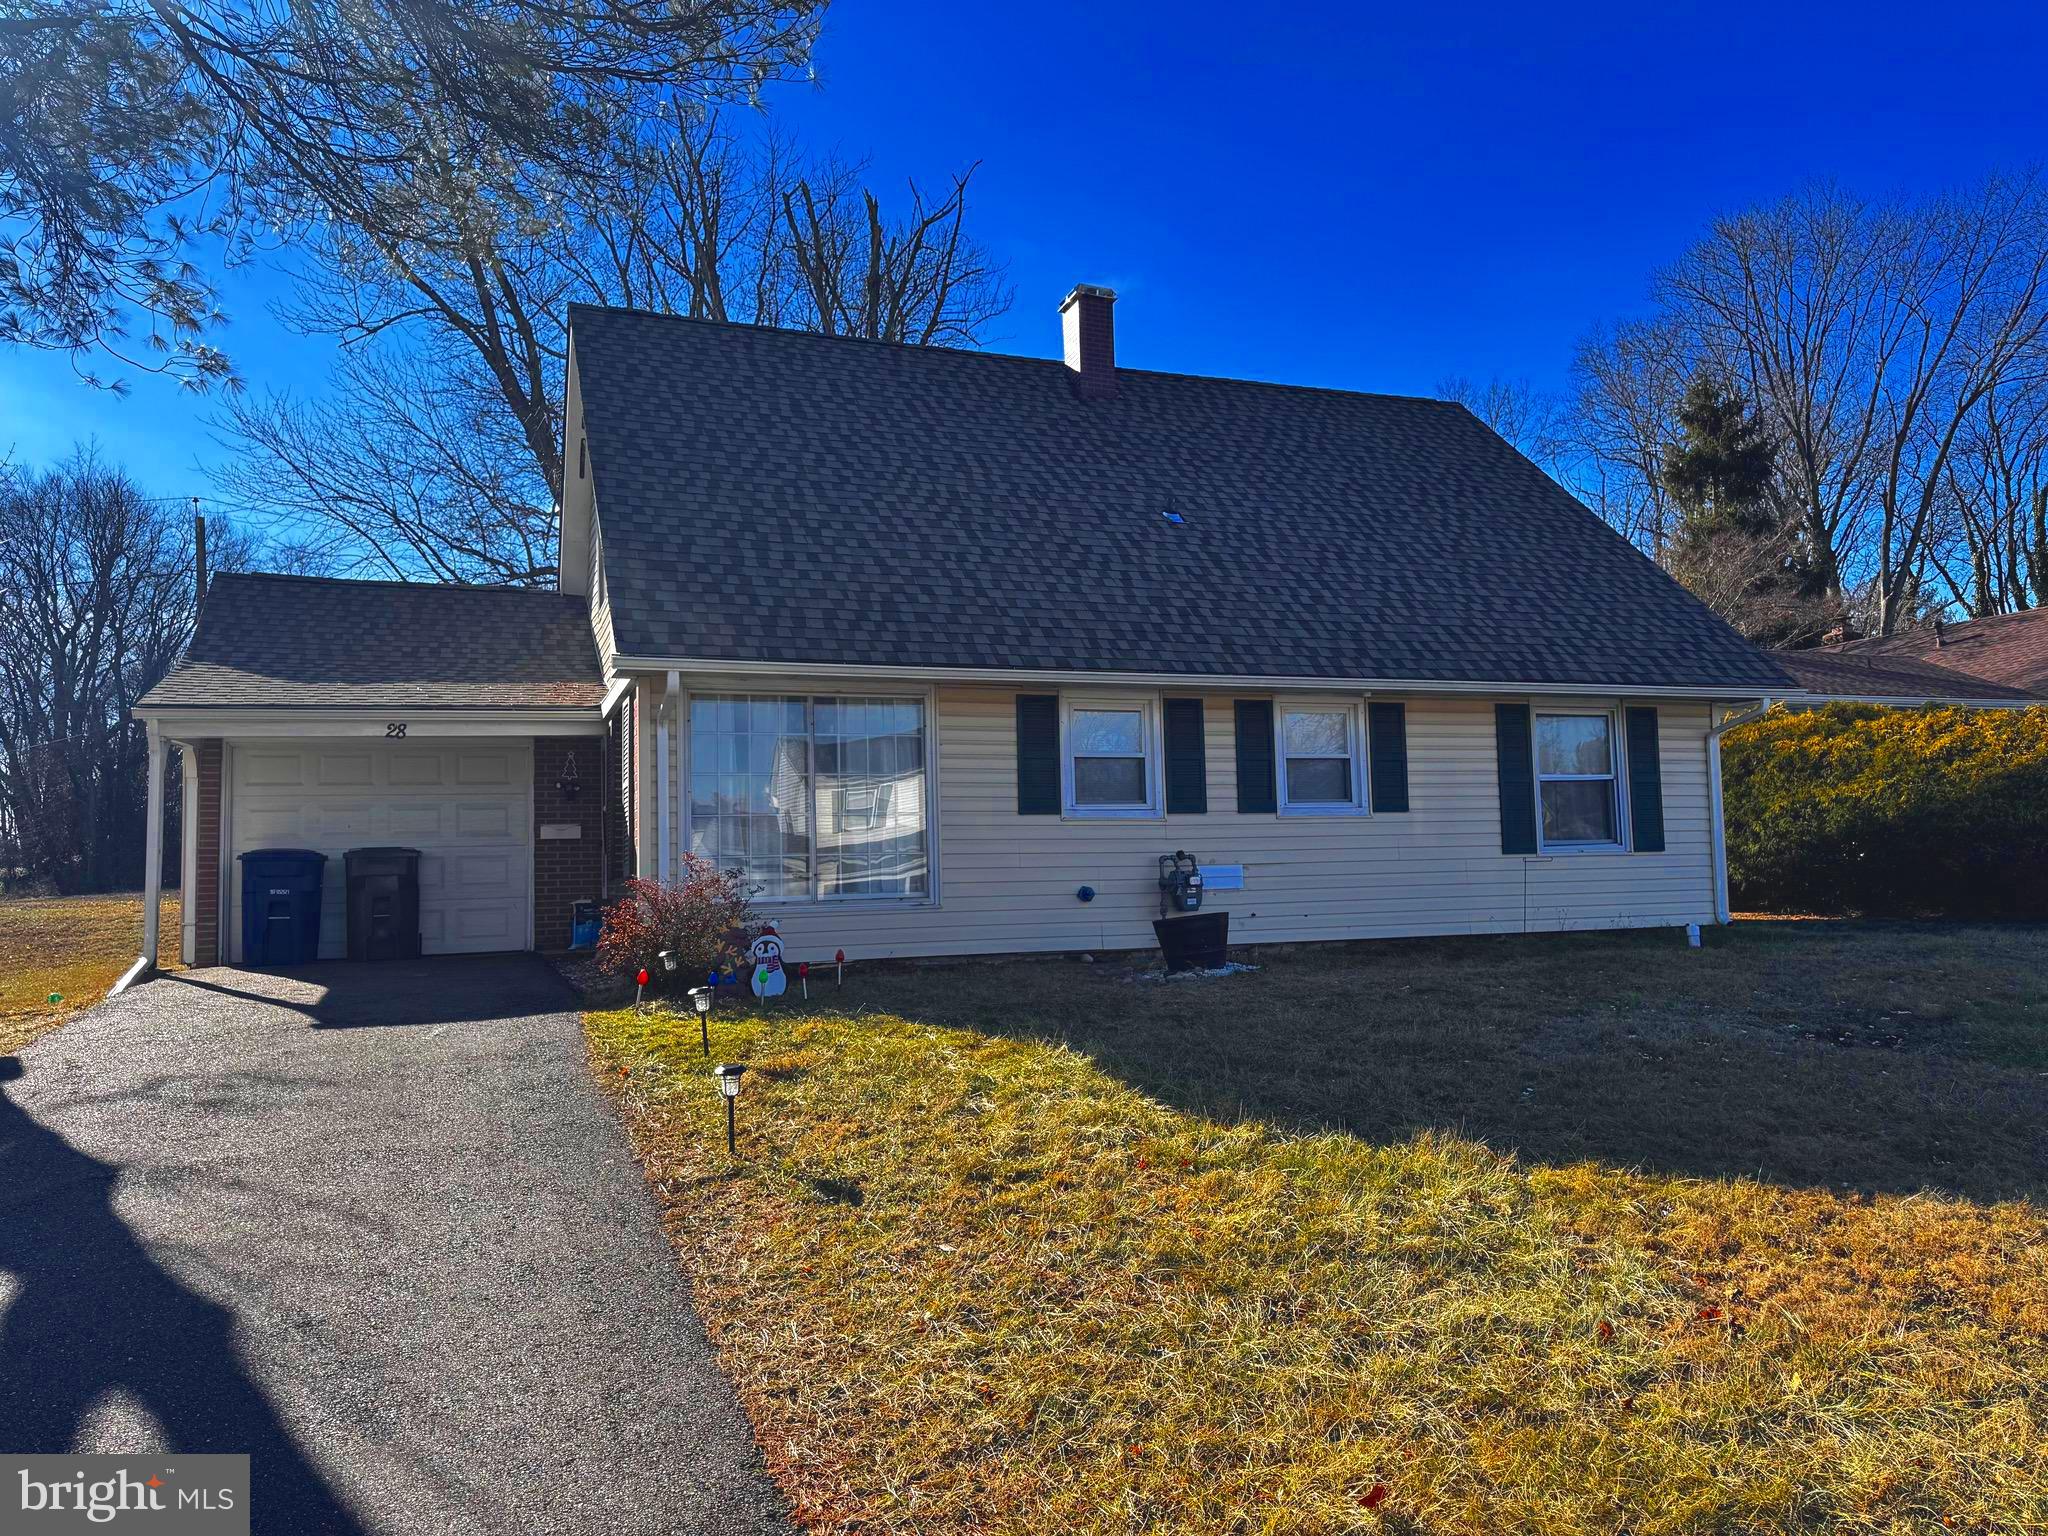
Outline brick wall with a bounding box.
[534,736,604,951]
[193,739,222,966]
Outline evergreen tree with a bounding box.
[1659,371,1834,645]
[1662,372,1778,539]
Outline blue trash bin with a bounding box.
[238,849,328,966]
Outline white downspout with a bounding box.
[656,682,671,885]
[115,720,169,995]
[657,668,680,884]
[1707,698,1772,925]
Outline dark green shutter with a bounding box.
[1625,706,1665,852]
[1234,700,1276,814]
[1367,702,1409,813]
[1495,703,1537,855]
[1164,698,1207,814]
[1016,694,1059,815]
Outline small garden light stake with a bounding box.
[687,986,714,1055]
[635,967,649,1008]
[659,949,678,977]
[835,948,845,986]
[713,1063,744,1156]
[799,961,809,1000]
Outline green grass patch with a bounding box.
[589,924,2048,1534]
[0,892,179,1054]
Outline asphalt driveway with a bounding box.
[0,956,789,1535]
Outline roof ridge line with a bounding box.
[566,302,1453,408]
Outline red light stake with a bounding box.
[635,967,649,1008]
[835,948,846,986]
[798,961,809,1000]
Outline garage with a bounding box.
[227,738,534,961]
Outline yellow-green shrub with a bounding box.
[1723,702,2048,915]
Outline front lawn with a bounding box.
[588,922,2048,1533]
[0,892,179,1054]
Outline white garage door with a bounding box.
[229,738,532,961]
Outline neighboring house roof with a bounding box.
[139,573,605,711]
[1770,642,2042,704]
[569,305,1793,693]
[1783,608,2048,701]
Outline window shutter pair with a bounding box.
[1019,694,1414,817]
[1018,694,1209,815]
[1234,699,1408,814]
[1493,702,1664,854]
[1017,695,1208,815]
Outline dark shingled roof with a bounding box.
[140,573,604,711]
[570,304,1794,692]
[1776,609,2048,702]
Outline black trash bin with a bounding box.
[238,849,329,967]
[344,847,422,961]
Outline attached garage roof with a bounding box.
[140,574,604,712]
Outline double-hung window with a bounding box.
[1063,696,1160,816]
[1277,701,1366,814]
[687,693,931,900]
[1534,710,1623,850]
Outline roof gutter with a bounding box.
[130,705,604,737]
[606,654,1795,702]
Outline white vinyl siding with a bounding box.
[652,684,1718,959]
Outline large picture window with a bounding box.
[687,694,931,901]
[1535,710,1621,849]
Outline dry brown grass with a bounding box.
[0,892,179,1054]
[588,921,2048,1534]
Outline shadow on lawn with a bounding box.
[854,923,2048,1205]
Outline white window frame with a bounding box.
[1274,698,1370,817]
[1061,693,1163,819]
[678,685,941,906]
[1532,704,1629,854]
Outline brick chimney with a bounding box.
[1060,284,1117,399]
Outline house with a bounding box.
[1772,611,2046,706]
[137,287,1835,972]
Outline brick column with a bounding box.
[193,740,223,966]
[534,736,604,951]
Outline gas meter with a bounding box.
[1158,850,1204,916]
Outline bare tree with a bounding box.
[219,105,1010,587]
[0,447,254,890]
[1569,176,2048,635]
[1437,374,1570,472]
[1564,316,1693,560]
[1,0,822,387]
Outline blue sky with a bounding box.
[6,0,2047,505]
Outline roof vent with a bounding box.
[1060,284,1117,400]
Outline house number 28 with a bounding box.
[385,723,408,738]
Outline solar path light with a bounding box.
[687,986,714,1056]
[713,1063,745,1155]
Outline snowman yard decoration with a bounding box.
[747,925,788,1000]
